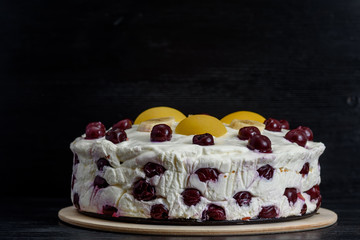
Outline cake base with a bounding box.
[58,207,337,236]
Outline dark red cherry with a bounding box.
[73,193,80,209]
[144,162,166,178]
[285,129,307,147]
[279,120,290,129]
[73,154,79,165]
[264,118,282,132]
[305,185,321,201]
[93,176,109,189]
[316,195,322,210]
[301,203,307,215]
[258,205,278,218]
[105,128,127,144]
[86,122,105,131]
[150,204,169,219]
[247,135,272,153]
[300,162,310,176]
[85,122,106,139]
[202,204,226,221]
[151,124,172,142]
[296,126,314,141]
[133,179,156,201]
[103,205,118,216]
[238,127,260,140]
[182,188,202,206]
[112,119,132,130]
[96,158,111,171]
[195,168,220,182]
[233,191,252,207]
[257,164,275,180]
[284,188,298,205]
[193,133,214,146]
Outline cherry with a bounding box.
[151,124,172,142]
[296,126,314,141]
[105,128,127,144]
[300,162,310,176]
[133,179,156,201]
[258,205,278,218]
[301,203,307,215]
[264,118,282,132]
[285,129,307,147]
[238,127,260,140]
[305,185,321,201]
[93,176,109,189]
[182,188,202,206]
[73,154,79,165]
[284,188,298,205]
[257,164,275,180]
[150,204,169,219]
[202,204,226,221]
[316,195,322,210]
[103,205,118,216]
[233,191,252,207]
[247,135,272,153]
[195,168,220,182]
[279,120,290,129]
[86,122,105,131]
[85,122,106,139]
[192,133,214,146]
[112,119,132,130]
[96,158,111,171]
[73,193,80,209]
[144,162,166,178]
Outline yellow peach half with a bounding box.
[221,111,266,124]
[134,106,186,125]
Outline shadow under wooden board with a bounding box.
[58,206,337,236]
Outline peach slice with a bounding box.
[175,115,227,137]
[134,106,186,125]
[221,111,266,124]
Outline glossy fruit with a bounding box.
[182,188,202,206]
[202,204,226,221]
[257,164,275,180]
[195,168,220,182]
[144,162,166,178]
[112,119,132,130]
[300,162,310,176]
[134,106,186,125]
[150,124,172,142]
[105,128,127,144]
[73,154,79,165]
[102,205,118,216]
[233,191,253,207]
[279,120,290,129]
[85,122,106,139]
[264,118,282,132]
[193,133,215,146]
[258,205,278,218]
[175,114,227,137]
[73,193,80,209]
[284,188,298,205]
[150,204,169,219]
[296,126,314,141]
[86,122,105,131]
[247,135,272,153]
[238,126,260,140]
[221,111,266,124]
[285,129,307,147]
[305,185,321,201]
[96,158,111,171]
[93,176,109,189]
[301,204,307,215]
[133,179,156,201]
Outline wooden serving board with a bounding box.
[58,206,337,236]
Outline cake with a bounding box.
[70,107,325,222]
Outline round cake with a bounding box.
[70,108,325,222]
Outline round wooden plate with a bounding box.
[58,206,337,236]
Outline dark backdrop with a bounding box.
[2,0,359,204]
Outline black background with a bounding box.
[2,0,360,207]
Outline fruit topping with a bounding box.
[150,124,172,142]
[301,203,307,215]
[229,119,265,132]
[193,133,215,146]
[195,168,220,182]
[133,178,156,201]
[284,188,298,205]
[103,205,118,216]
[175,114,227,137]
[296,126,314,141]
[202,204,226,221]
[285,129,307,147]
[86,122,105,131]
[258,205,278,218]
[144,162,166,178]
[182,188,202,206]
[150,204,169,219]
[264,118,282,132]
[279,120,290,129]
[96,158,111,171]
[238,126,260,140]
[233,191,253,207]
[305,185,321,201]
[85,122,106,139]
[221,111,266,124]
[300,162,310,176]
[247,135,272,153]
[112,119,132,130]
[73,154,79,165]
[105,128,127,144]
[93,176,109,189]
[134,106,186,125]
[137,117,175,132]
[257,164,275,180]
[73,193,80,209]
